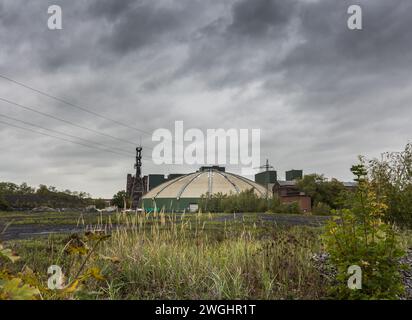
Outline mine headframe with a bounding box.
[131,146,144,209]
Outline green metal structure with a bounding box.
[285,170,303,181]
[254,171,277,186]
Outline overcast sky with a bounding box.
[0,0,411,198]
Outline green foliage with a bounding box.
[0,243,20,263]
[0,277,40,300]
[322,162,405,299]
[0,181,93,210]
[0,230,109,300]
[0,243,40,300]
[111,190,130,208]
[0,195,10,211]
[366,143,412,228]
[198,189,301,214]
[94,198,107,210]
[280,202,302,214]
[312,202,331,216]
[297,174,348,211]
[4,216,328,300]
[96,216,325,299]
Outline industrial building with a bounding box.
[125,147,187,208]
[254,168,310,212]
[125,150,354,213]
[272,180,311,213]
[141,166,267,212]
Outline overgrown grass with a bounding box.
[0,210,118,226]
[4,212,328,299]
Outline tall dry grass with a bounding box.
[94,211,326,299]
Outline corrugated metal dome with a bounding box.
[143,169,267,201]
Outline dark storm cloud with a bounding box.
[280,1,412,89]
[1,0,412,196]
[174,0,299,89]
[92,2,182,54]
[89,0,136,19]
[228,0,297,37]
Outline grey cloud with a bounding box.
[89,0,136,20]
[1,0,412,196]
[228,0,298,37]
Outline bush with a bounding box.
[0,195,10,211]
[111,190,130,209]
[94,198,107,210]
[296,175,347,209]
[199,190,303,214]
[274,202,301,214]
[199,189,270,213]
[322,163,405,299]
[0,182,92,209]
[367,143,412,228]
[312,202,331,216]
[283,202,301,214]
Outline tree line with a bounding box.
[0,182,102,210]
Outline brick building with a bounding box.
[272,180,312,213]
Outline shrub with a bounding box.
[322,162,405,299]
[199,190,303,214]
[367,143,412,228]
[111,190,130,209]
[0,243,40,300]
[0,195,10,211]
[297,175,347,209]
[199,189,270,213]
[0,231,108,300]
[280,202,301,214]
[94,198,107,210]
[312,202,331,216]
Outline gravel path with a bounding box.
[400,249,412,299]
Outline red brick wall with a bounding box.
[280,196,312,213]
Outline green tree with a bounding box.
[323,161,405,299]
[297,174,346,210]
[0,195,10,211]
[94,198,107,210]
[111,190,130,209]
[367,143,412,227]
[36,184,50,196]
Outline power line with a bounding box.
[0,114,163,163]
[0,96,153,150]
[0,73,182,148]
[0,73,153,136]
[0,74,187,150]
[0,117,240,170]
[0,119,132,158]
[0,113,135,156]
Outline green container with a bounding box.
[255,171,277,186]
[285,170,303,181]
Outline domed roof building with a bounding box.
[142,166,268,212]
